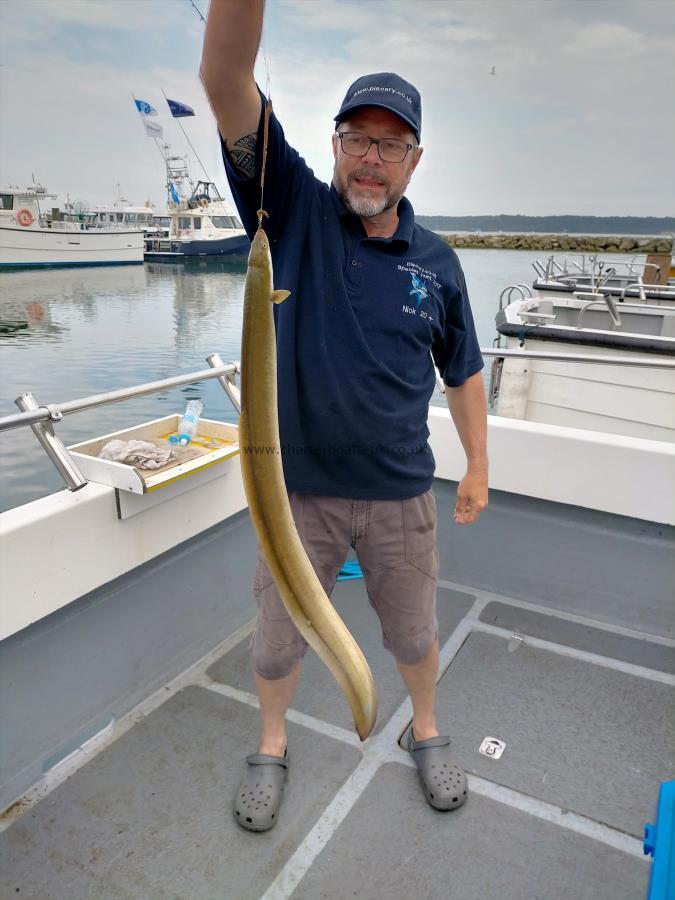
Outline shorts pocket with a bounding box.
[403,490,437,577]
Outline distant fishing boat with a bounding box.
[0,184,145,270]
[143,179,249,261]
[134,94,249,262]
[79,198,157,235]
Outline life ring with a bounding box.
[17,208,34,227]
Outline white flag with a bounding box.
[143,119,163,139]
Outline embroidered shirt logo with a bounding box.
[409,272,429,305]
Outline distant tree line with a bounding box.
[417,215,675,236]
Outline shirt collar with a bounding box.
[330,184,414,249]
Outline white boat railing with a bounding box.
[0,355,240,491]
[498,284,535,309]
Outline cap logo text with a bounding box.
[351,85,414,105]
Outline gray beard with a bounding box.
[342,188,388,217]
[342,183,401,218]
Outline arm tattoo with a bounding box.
[226,133,257,179]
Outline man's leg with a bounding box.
[356,491,467,810]
[255,663,302,756]
[396,638,440,741]
[235,495,351,831]
[355,491,441,718]
[249,493,352,753]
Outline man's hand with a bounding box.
[453,466,488,524]
[445,371,489,524]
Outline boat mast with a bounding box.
[163,146,193,208]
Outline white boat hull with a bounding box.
[494,336,675,441]
[0,225,144,268]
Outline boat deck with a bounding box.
[1,485,674,899]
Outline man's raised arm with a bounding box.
[200,0,263,178]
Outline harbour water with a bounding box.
[0,249,645,512]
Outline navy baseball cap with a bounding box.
[334,73,421,143]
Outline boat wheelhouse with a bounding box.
[144,180,249,260]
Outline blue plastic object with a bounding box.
[337,560,363,581]
[644,780,675,900]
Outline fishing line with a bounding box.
[187,0,206,25]
[258,55,272,229]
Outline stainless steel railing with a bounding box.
[0,356,241,491]
[498,284,535,310]
[0,359,241,435]
[479,348,674,367]
[479,348,675,409]
[534,253,668,284]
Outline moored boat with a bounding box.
[0,184,144,270]
[143,180,249,261]
[77,199,157,234]
[490,252,675,442]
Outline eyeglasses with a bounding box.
[336,131,418,163]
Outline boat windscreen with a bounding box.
[211,216,242,229]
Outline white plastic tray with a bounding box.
[67,414,240,495]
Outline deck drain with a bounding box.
[479,737,506,760]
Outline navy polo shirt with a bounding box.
[220,97,483,501]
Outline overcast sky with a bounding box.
[1,0,673,216]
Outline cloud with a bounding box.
[279,0,396,32]
[4,0,176,32]
[1,0,673,216]
[0,49,215,211]
[564,22,645,56]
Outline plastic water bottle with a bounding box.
[177,399,203,445]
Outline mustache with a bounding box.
[348,168,387,186]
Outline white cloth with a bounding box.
[98,439,175,470]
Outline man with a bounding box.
[201,0,488,833]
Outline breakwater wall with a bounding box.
[439,233,673,253]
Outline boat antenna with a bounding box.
[29,173,45,221]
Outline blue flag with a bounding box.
[134,98,158,116]
[169,181,181,204]
[166,98,195,118]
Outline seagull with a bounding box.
[489,65,497,75]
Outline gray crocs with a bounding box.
[404,727,468,811]
[234,751,289,832]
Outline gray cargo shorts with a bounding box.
[250,489,439,679]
